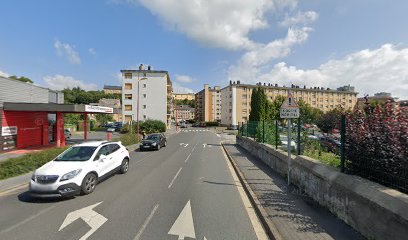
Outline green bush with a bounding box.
[140,120,166,134]
[205,121,219,127]
[0,147,69,180]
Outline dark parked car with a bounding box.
[319,136,341,154]
[140,133,167,151]
[64,129,71,139]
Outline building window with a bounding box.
[229,109,232,113]
[143,115,146,119]
[125,83,132,90]
[143,94,146,98]
[143,84,147,88]
[125,94,132,100]
[143,105,146,109]
[125,105,132,111]
[124,73,132,79]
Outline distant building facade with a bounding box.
[103,85,122,95]
[91,98,122,122]
[195,84,221,122]
[221,81,358,127]
[121,64,173,127]
[173,93,195,101]
[174,105,195,122]
[356,92,395,109]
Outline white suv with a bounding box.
[29,141,130,198]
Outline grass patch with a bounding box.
[0,147,69,180]
[113,133,139,146]
[304,149,341,168]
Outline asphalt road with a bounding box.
[0,128,264,240]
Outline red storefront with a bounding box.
[0,103,113,152]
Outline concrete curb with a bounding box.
[221,143,283,240]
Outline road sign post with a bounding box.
[280,91,300,186]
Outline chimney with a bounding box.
[237,80,240,84]
[233,81,236,84]
[230,80,232,85]
[275,84,278,87]
[139,64,144,70]
[147,65,151,70]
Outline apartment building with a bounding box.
[173,93,195,101]
[195,84,221,122]
[103,85,122,95]
[121,64,172,127]
[174,105,195,122]
[221,81,358,127]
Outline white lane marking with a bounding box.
[185,153,192,163]
[168,167,183,189]
[168,200,195,240]
[0,204,58,235]
[59,202,107,240]
[204,237,208,240]
[203,143,206,148]
[180,143,184,146]
[184,144,189,147]
[133,204,159,240]
[208,145,212,148]
[221,146,269,240]
[216,134,221,138]
[191,143,197,152]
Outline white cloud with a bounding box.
[88,48,97,55]
[54,40,81,64]
[279,11,318,27]
[44,75,97,91]
[0,70,10,78]
[172,82,194,94]
[137,0,297,50]
[241,44,408,100]
[175,74,194,83]
[229,27,313,80]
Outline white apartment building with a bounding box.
[121,65,172,127]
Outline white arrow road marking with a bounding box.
[168,200,195,240]
[180,143,184,146]
[184,144,189,147]
[204,237,208,240]
[216,134,221,138]
[59,202,107,240]
[203,143,206,148]
[168,167,183,189]
[133,204,159,240]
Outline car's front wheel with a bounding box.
[120,158,129,174]
[81,173,97,195]
[157,144,161,150]
[164,141,167,147]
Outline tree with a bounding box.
[249,88,259,121]
[269,95,286,120]
[96,114,114,125]
[298,100,323,124]
[174,98,195,108]
[316,108,342,133]
[9,75,33,83]
[249,87,270,121]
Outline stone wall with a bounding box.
[237,135,408,240]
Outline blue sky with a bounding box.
[1,0,408,99]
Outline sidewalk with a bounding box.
[223,143,365,240]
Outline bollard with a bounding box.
[107,132,111,141]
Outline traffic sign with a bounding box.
[280,93,299,118]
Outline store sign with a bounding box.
[85,105,113,113]
[2,126,18,136]
[280,93,300,119]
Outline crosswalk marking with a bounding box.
[181,129,210,132]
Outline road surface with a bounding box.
[0,128,265,240]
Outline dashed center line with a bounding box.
[133,204,159,240]
[185,153,192,163]
[168,167,183,189]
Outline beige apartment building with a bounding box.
[174,105,195,122]
[173,93,195,101]
[221,81,358,127]
[195,84,221,122]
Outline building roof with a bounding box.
[0,76,62,93]
[221,82,358,94]
[120,69,168,74]
[103,85,122,90]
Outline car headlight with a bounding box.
[60,169,82,181]
[152,142,157,146]
[31,172,36,181]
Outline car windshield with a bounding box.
[146,135,159,140]
[55,146,97,161]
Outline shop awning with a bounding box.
[3,102,114,114]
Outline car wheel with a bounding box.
[81,173,97,195]
[120,158,129,174]
[164,141,167,147]
[157,144,161,150]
